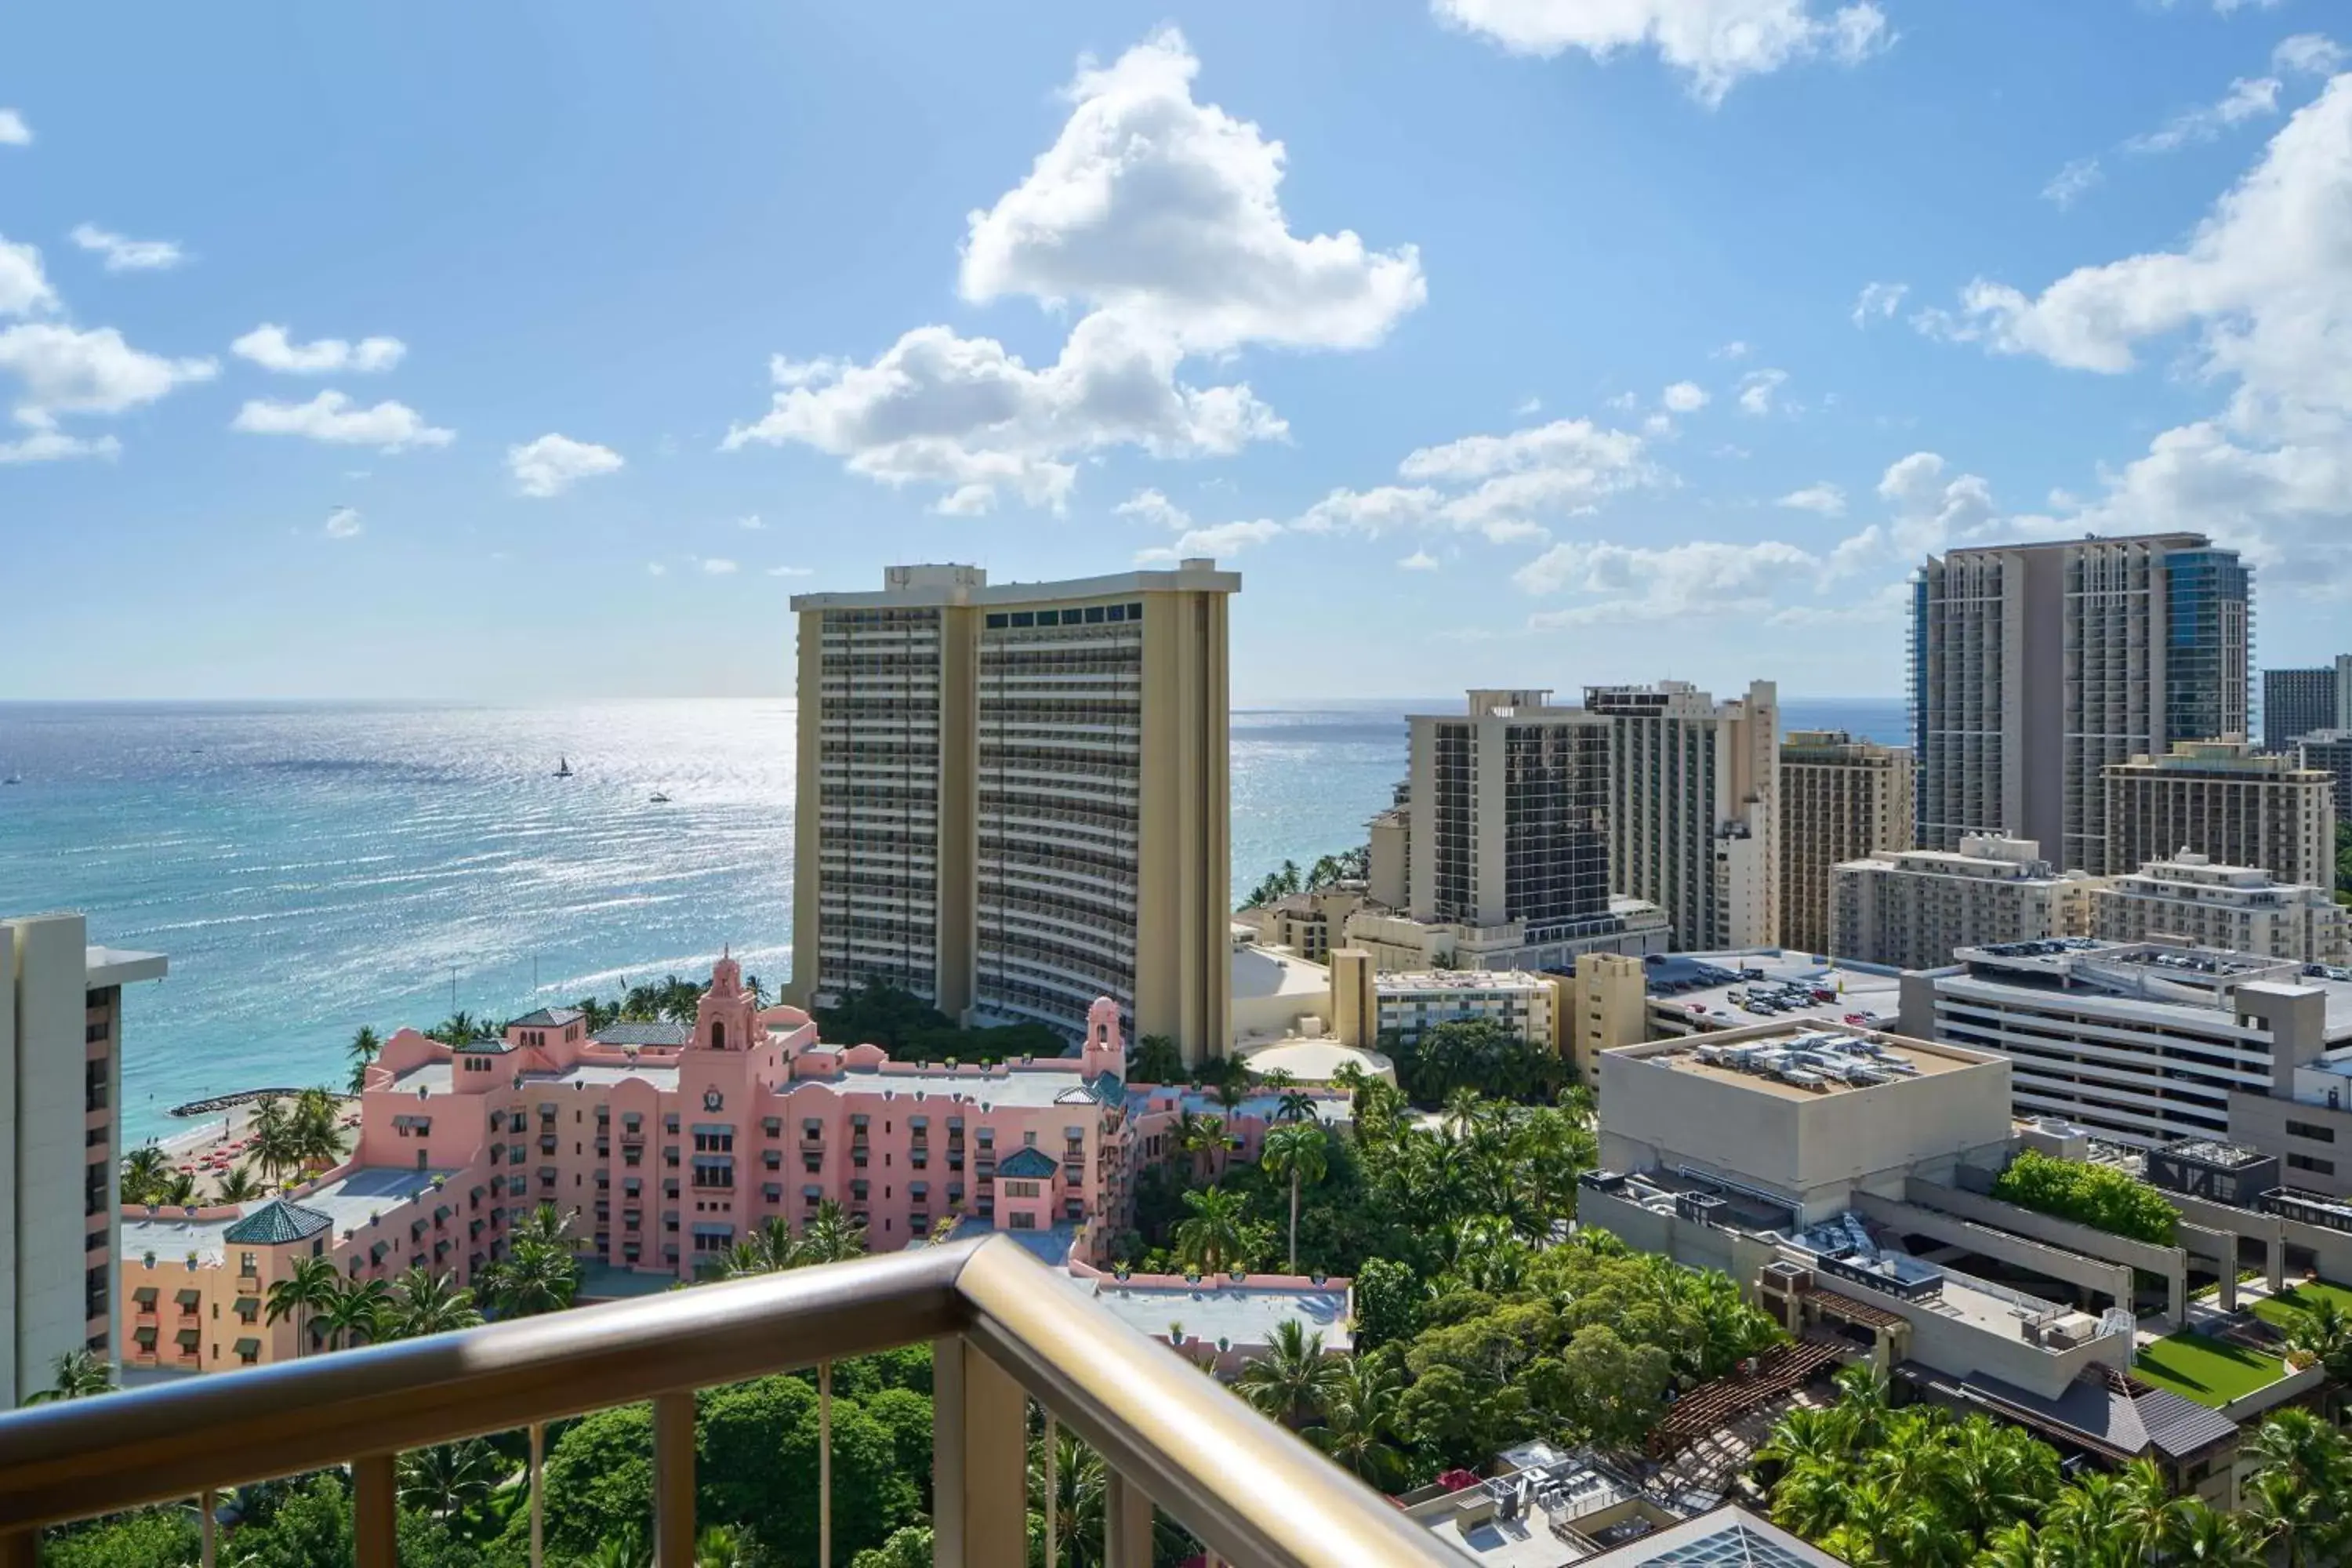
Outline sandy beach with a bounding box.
[143,1094,360,1203]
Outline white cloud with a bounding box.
[1290,484,1446,536]
[737,514,766,530]
[728,30,1415,514]
[700,557,738,575]
[0,110,27,147]
[645,562,668,577]
[1399,548,1439,572]
[69,223,185,273]
[230,323,407,376]
[2209,0,2283,13]
[1515,538,1818,623]
[1300,418,1660,546]
[1661,380,1710,412]
[767,564,815,577]
[1432,0,1889,104]
[1713,339,1752,360]
[1135,517,1283,564]
[506,433,622,497]
[1777,482,1847,516]
[961,28,1424,354]
[323,506,362,539]
[0,236,58,318]
[2042,158,2106,209]
[2274,34,2347,76]
[725,316,1284,514]
[0,323,215,423]
[231,390,451,451]
[2123,75,2281,156]
[0,430,118,464]
[1514,395,1544,416]
[1737,368,1788,415]
[1851,281,1907,326]
[1114,487,1193,531]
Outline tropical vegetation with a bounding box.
[1989,1149,2180,1246]
[1238,845,1368,909]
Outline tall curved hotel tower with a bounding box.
[1911,534,2249,876]
[789,563,1236,1064]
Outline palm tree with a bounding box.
[1258,1123,1327,1272]
[2242,1409,2348,1568]
[24,1349,113,1405]
[291,1087,346,1173]
[1306,1350,1407,1486]
[575,1524,651,1568]
[1233,1320,1345,1429]
[798,1199,867,1262]
[157,1171,198,1207]
[742,974,769,1007]
[347,1025,382,1094]
[397,1439,501,1526]
[214,1163,265,1203]
[480,1240,582,1319]
[324,1276,394,1350]
[1030,1428,1105,1568]
[1171,1185,1250,1275]
[2166,1501,2267,1567]
[1275,1087,1319,1126]
[383,1267,483,1341]
[2111,1457,2186,1565]
[121,1144,170,1207]
[248,1097,299,1185]
[693,1524,757,1566]
[266,1254,343,1356]
[512,1202,580,1254]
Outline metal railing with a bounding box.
[0,1234,1449,1568]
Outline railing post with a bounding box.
[354,1454,396,1568]
[201,1488,217,1568]
[653,1391,696,1566]
[818,1360,833,1568]
[1042,1412,1058,1568]
[528,1422,545,1568]
[931,1335,1025,1568]
[0,1530,31,1568]
[1105,1470,1153,1568]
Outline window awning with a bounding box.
[234,1296,260,1315]
[132,1287,158,1305]
[132,1326,158,1345]
[175,1327,200,1346]
[234,1338,260,1356]
[368,1241,389,1261]
[176,1289,201,1307]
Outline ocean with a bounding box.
[0,696,1903,1145]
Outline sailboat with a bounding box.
[554,757,575,779]
[648,791,672,804]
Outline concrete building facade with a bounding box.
[2103,739,2336,891]
[790,562,1236,1063]
[2296,731,2352,822]
[2,914,165,1404]
[1586,680,1780,952]
[2263,658,2350,751]
[1901,938,2352,1173]
[1911,535,2251,874]
[2091,854,2349,966]
[1780,729,1914,958]
[1327,949,1561,1052]
[1832,835,2099,972]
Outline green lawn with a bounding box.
[2131,1330,2290,1408]
[2250,1279,2352,1331]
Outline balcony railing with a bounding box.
[0,1235,1444,1568]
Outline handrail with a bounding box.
[0,1235,1452,1568]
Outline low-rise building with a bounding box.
[1328,950,1561,1052]
[1833,835,2101,972]
[1561,949,1905,1085]
[2091,853,2349,965]
[2103,740,2337,891]
[1901,938,2352,1191]
[119,956,1349,1379]
[1338,897,1670,975]
[1231,887,1370,964]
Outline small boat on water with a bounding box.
[648,791,672,804]
[1,775,19,786]
[554,757,575,779]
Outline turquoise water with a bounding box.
[0,697,1898,1145]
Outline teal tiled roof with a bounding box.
[995,1146,1058,1180]
[222,1200,334,1247]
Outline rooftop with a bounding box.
[85,944,169,988]
[299,1167,456,1237]
[122,1214,234,1269]
[519,1062,684,1091]
[590,1022,694,1047]
[1079,1276,1352,1353]
[1379,969,1553,993]
[1950,938,2352,1036]
[1577,1505,1845,1567]
[1617,1028,1986,1101]
[508,1007,584,1029]
[1637,950,1901,1032]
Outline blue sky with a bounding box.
[3,2,2347,704]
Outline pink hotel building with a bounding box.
[120,957,1348,1378]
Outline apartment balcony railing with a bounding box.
[0,1235,1444,1568]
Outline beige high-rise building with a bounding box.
[2,914,165,1405]
[2090,853,2350,965]
[1585,680,1780,951]
[1911,535,2250,873]
[1779,730,1914,958]
[2103,739,2336,891]
[1832,834,2098,971]
[789,561,1236,1064]
[1564,951,1650,1086]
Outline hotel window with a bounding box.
[2288,1121,2338,1143]
[2290,1153,2337,1177]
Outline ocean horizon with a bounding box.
[0,695,1904,1145]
